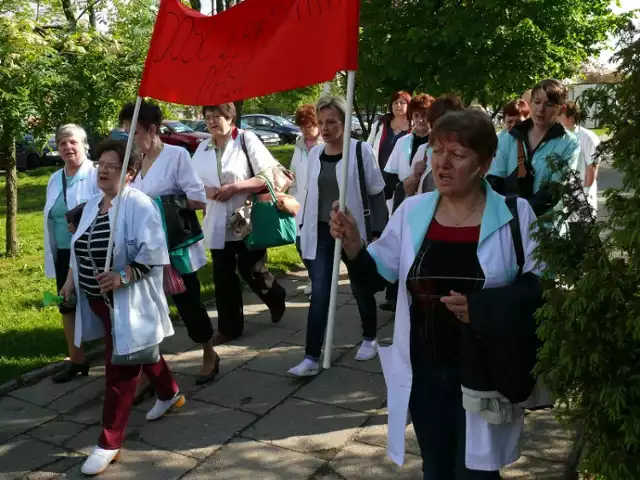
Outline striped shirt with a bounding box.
[74,211,151,299]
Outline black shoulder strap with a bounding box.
[505,195,525,277]
[356,141,372,242]
[61,170,68,206]
[240,132,255,178]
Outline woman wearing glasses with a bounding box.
[330,109,544,478]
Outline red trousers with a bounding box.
[89,299,178,450]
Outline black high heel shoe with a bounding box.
[52,361,90,384]
[195,354,220,385]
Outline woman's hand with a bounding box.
[96,270,124,293]
[204,186,219,200]
[329,201,363,260]
[59,278,75,301]
[441,290,470,324]
[414,159,427,177]
[214,183,238,202]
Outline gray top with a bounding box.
[317,151,341,224]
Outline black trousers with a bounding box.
[171,272,214,344]
[211,241,286,338]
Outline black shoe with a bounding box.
[379,301,396,312]
[195,353,220,385]
[270,301,286,324]
[52,361,90,384]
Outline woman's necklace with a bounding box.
[441,197,484,227]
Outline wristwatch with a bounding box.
[119,269,131,285]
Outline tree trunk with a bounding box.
[4,139,18,257]
[88,1,96,29]
[60,0,76,27]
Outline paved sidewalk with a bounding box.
[0,267,572,479]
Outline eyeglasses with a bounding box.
[94,161,121,173]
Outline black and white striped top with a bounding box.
[74,211,151,299]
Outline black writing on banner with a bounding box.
[141,0,350,105]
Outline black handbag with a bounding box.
[159,194,203,251]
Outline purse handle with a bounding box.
[255,174,278,205]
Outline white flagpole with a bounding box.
[323,70,356,369]
[103,96,142,272]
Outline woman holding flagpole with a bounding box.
[119,101,219,387]
[289,95,388,377]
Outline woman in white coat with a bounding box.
[191,102,287,345]
[119,102,218,387]
[289,95,388,377]
[44,124,99,383]
[330,109,544,478]
[59,140,183,476]
[290,103,323,295]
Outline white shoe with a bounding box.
[81,446,120,476]
[145,392,186,421]
[355,340,378,361]
[303,280,312,296]
[287,358,319,377]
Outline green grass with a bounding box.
[0,145,301,384]
[592,128,610,137]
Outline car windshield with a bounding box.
[241,120,252,129]
[166,121,194,133]
[271,116,296,127]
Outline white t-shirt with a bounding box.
[130,143,207,272]
[573,126,601,212]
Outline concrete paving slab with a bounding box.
[376,321,394,345]
[242,343,342,378]
[0,435,67,480]
[160,325,196,354]
[193,368,298,415]
[46,378,105,414]
[61,440,198,480]
[246,300,312,330]
[137,399,255,459]
[354,409,420,457]
[28,419,86,446]
[8,373,99,408]
[501,454,565,478]
[286,322,366,351]
[228,321,299,350]
[64,425,104,455]
[132,372,207,414]
[0,396,57,443]
[329,442,422,480]
[21,453,83,480]
[181,438,326,479]
[243,398,368,457]
[295,366,386,413]
[520,410,573,463]
[337,346,383,374]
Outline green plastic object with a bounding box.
[43,291,64,307]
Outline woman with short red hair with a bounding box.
[291,104,323,295]
[366,90,412,208]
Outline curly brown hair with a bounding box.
[408,94,435,117]
[294,104,317,127]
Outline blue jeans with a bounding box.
[305,222,377,360]
[409,361,501,480]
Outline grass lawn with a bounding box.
[0,145,299,384]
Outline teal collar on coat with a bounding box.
[407,180,514,254]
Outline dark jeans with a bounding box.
[211,241,286,338]
[171,271,213,344]
[410,360,501,480]
[385,282,398,304]
[305,222,377,360]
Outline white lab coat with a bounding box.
[44,159,99,278]
[71,187,173,354]
[410,143,434,195]
[191,128,280,250]
[366,120,384,157]
[130,143,207,273]
[300,139,385,260]
[573,126,601,213]
[368,182,541,470]
[290,135,323,230]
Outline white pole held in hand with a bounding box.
[323,70,356,369]
[103,96,142,272]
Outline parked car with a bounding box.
[287,114,362,137]
[159,121,210,154]
[15,135,42,171]
[242,114,300,144]
[187,119,281,147]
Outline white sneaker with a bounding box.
[287,358,319,377]
[145,392,186,421]
[81,446,120,476]
[355,340,378,361]
[303,280,312,296]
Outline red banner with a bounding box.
[139,0,360,105]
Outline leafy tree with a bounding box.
[534,21,640,479]
[244,85,325,117]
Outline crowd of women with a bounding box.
[42,77,600,477]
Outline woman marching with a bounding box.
[289,95,388,377]
[290,104,324,296]
[367,90,412,211]
[330,109,545,478]
[60,140,183,475]
[119,101,219,387]
[191,103,287,344]
[44,124,99,383]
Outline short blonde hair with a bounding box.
[316,95,347,123]
[55,124,89,151]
